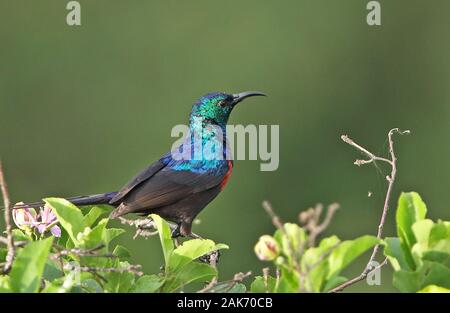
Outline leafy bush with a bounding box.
[384,192,450,292]
[0,198,227,293]
[251,223,378,292]
[250,192,450,293]
[1,192,449,293]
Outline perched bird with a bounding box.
[15,91,266,237]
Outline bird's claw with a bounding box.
[198,250,221,265]
[171,224,182,238]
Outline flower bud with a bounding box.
[254,235,280,261]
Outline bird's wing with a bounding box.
[121,166,227,211]
[109,158,168,204]
[125,168,226,211]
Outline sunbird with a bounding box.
[14,92,266,237]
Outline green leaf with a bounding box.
[327,235,379,279]
[396,192,427,250]
[45,198,86,245]
[302,236,340,268]
[308,261,329,292]
[12,229,31,242]
[0,276,11,292]
[429,221,450,248]
[43,259,63,282]
[412,219,434,247]
[169,239,228,271]
[418,285,450,293]
[9,237,54,292]
[393,269,422,292]
[391,261,450,293]
[276,268,300,292]
[103,228,125,248]
[384,237,412,271]
[274,223,306,262]
[222,283,246,293]
[79,218,108,248]
[130,275,164,293]
[205,282,247,293]
[302,236,340,291]
[422,251,450,265]
[81,279,103,293]
[113,245,131,258]
[104,261,136,293]
[422,262,450,290]
[163,262,217,292]
[41,271,79,293]
[83,205,111,227]
[149,214,174,269]
[250,275,277,293]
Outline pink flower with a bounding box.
[13,203,61,237]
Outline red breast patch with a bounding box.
[219,160,233,190]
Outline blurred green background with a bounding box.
[1,0,449,292]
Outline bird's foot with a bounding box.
[171,224,182,238]
[198,250,221,265]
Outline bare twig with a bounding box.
[63,262,143,277]
[198,271,252,293]
[52,244,115,259]
[262,267,270,292]
[300,203,340,247]
[340,135,392,166]
[275,268,280,291]
[0,161,15,273]
[0,236,27,248]
[330,128,409,292]
[329,257,388,293]
[262,200,285,231]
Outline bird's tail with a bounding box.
[11,192,118,210]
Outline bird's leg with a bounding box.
[171,223,182,239]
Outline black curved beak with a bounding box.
[232,91,267,105]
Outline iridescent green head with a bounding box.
[189,91,266,127]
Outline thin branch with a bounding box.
[118,216,201,239]
[0,161,15,274]
[300,203,339,247]
[0,236,27,247]
[52,244,115,259]
[331,128,409,292]
[262,267,270,292]
[329,257,388,293]
[63,262,143,277]
[198,271,252,293]
[262,200,285,231]
[340,135,392,166]
[275,268,280,291]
